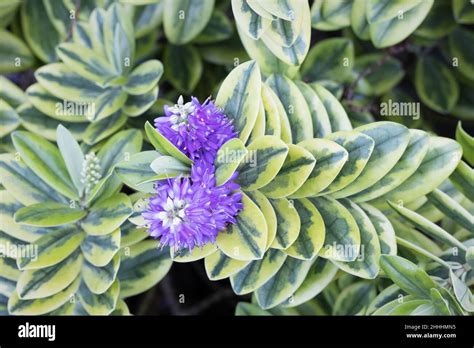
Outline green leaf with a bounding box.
[312,83,352,132]
[144,121,193,165]
[235,23,299,78]
[0,275,16,298]
[262,8,305,48]
[0,193,51,243]
[450,269,474,312]
[415,56,459,113]
[93,87,128,121]
[235,302,271,315]
[82,193,132,236]
[360,203,397,255]
[427,189,474,234]
[369,0,434,48]
[81,228,121,267]
[82,255,120,295]
[260,3,311,66]
[351,0,370,40]
[8,277,80,315]
[380,255,438,299]
[333,281,376,315]
[236,135,288,190]
[311,0,352,31]
[266,74,314,143]
[367,0,422,23]
[215,138,247,186]
[268,83,293,143]
[204,250,250,281]
[331,122,410,198]
[290,138,348,198]
[163,0,215,45]
[103,4,135,76]
[118,240,172,298]
[310,196,361,262]
[14,202,86,227]
[0,99,20,138]
[284,199,325,260]
[0,1,20,28]
[164,44,202,93]
[447,27,474,81]
[332,199,381,279]
[0,76,26,108]
[56,42,116,84]
[294,81,331,138]
[247,101,266,147]
[216,192,267,261]
[35,63,105,103]
[132,2,164,37]
[414,0,456,40]
[351,129,430,202]
[429,288,452,315]
[171,242,217,262]
[453,0,474,24]
[123,86,158,117]
[0,29,34,73]
[267,197,300,249]
[282,258,338,307]
[230,249,287,295]
[388,201,467,250]
[450,161,474,202]
[125,59,163,95]
[260,84,282,138]
[366,284,405,314]
[245,0,273,19]
[17,249,83,300]
[120,222,148,248]
[78,279,120,315]
[0,257,20,281]
[11,131,79,200]
[353,54,404,96]
[18,104,89,142]
[301,38,354,83]
[17,228,85,270]
[321,130,374,194]
[149,155,191,180]
[456,122,474,166]
[369,136,462,209]
[83,111,127,145]
[194,9,233,44]
[246,190,277,250]
[110,299,131,316]
[255,256,313,309]
[21,0,65,62]
[260,144,316,199]
[25,83,89,122]
[115,151,161,193]
[215,60,261,144]
[232,0,271,40]
[56,124,84,194]
[96,129,143,195]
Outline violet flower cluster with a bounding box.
[142,96,243,251]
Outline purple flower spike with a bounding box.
[155,95,237,163]
[145,96,243,251]
[143,160,243,251]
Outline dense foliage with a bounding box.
[0,0,473,316]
